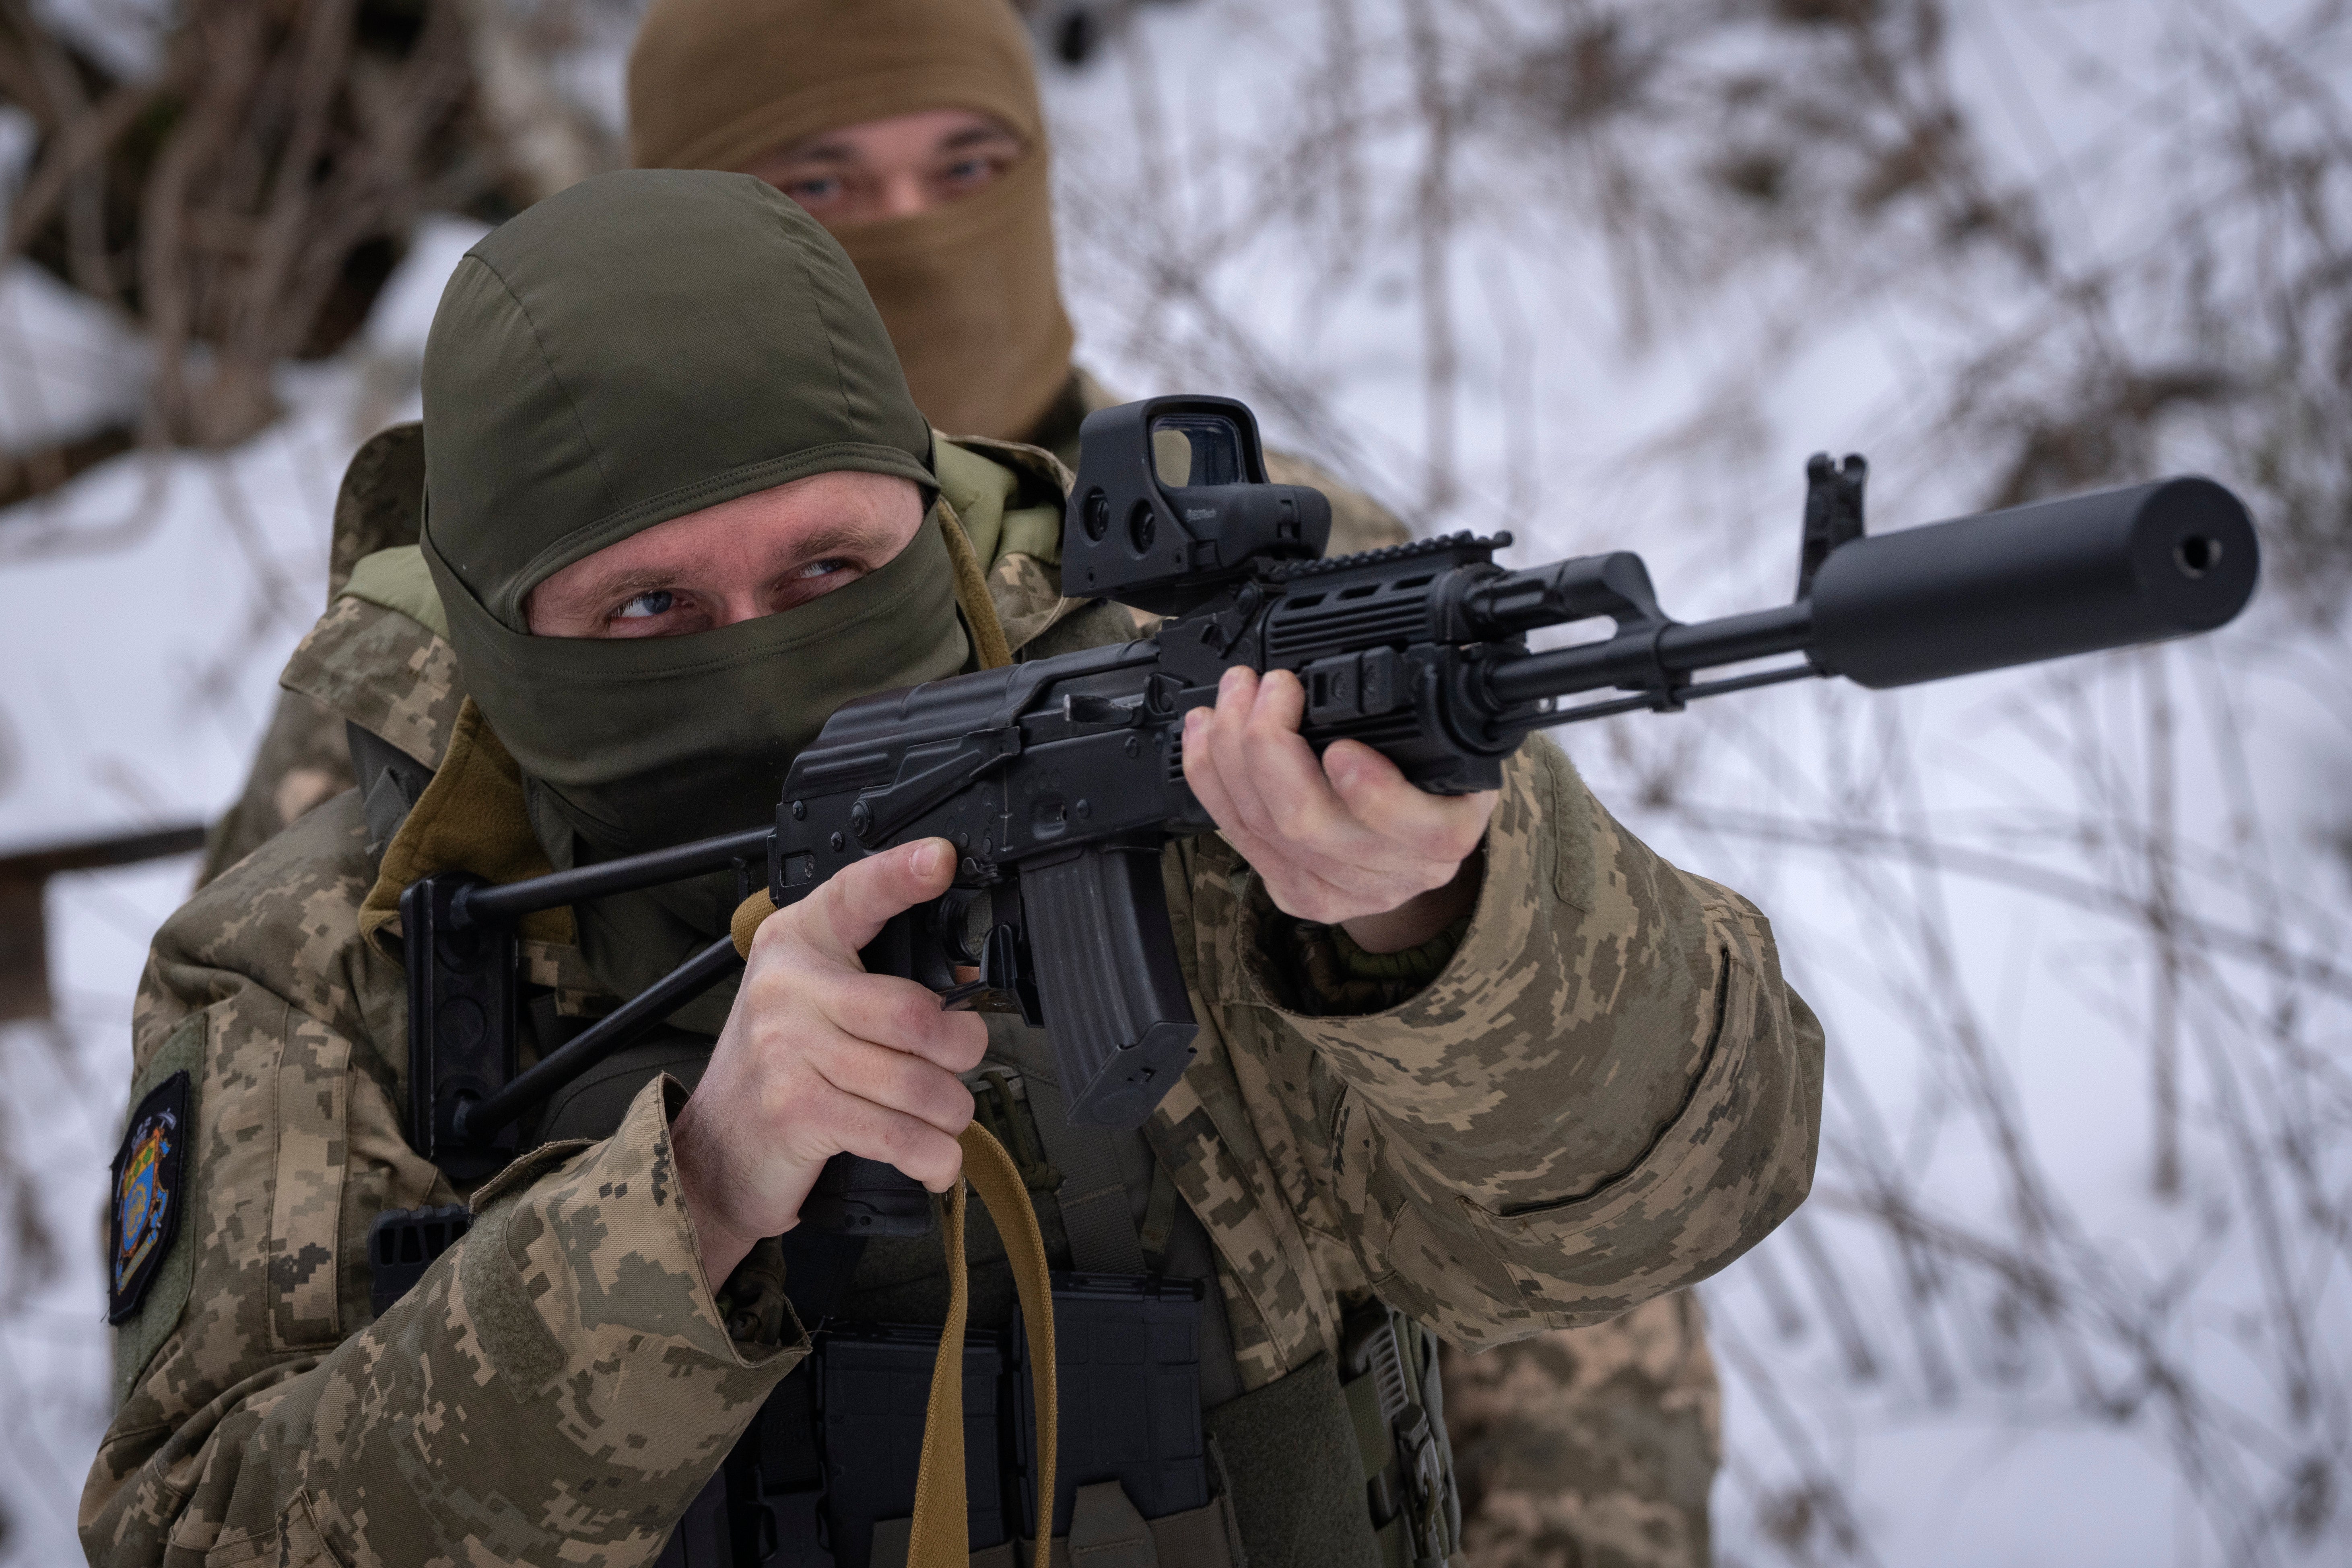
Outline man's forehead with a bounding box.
[571,517,887,582]
[778,109,1020,163]
[524,473,924,624]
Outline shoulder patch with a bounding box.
[108,1071,190,1325]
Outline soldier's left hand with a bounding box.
[1183,666,1497,952]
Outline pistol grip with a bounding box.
[798,1152,935,1238]
[1019,840,1199,1129]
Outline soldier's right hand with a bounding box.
[671,837,985,1284]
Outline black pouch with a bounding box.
[723,1272,1212,1568]
[817,1324,1010,1568]
[1014,1271,1210,1539]
[724,1358,828,1568]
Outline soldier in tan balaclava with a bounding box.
[631,6,1723,1565]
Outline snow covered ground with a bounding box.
[1,2,2345,1565]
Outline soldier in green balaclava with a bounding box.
[85,171,1821,1568]
[188,5,1724,1560]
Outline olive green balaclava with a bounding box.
[421,169,971,1010]
[627,0,1076,443]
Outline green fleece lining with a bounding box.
[932,431,1063,565]
[1271,909,1475,1019]
[1325,917,1469,986]
[341,545,449,642]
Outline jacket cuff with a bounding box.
[299,1075,805,1564]
[1260,906,1475,1017]
[1239,748,1549,1044]
[716,1236,794,1351]
[465,1072,805,1378]
[1238,738,1735,1214]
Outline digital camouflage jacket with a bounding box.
[192,406,1739,1568]
[86,433,1823,1568]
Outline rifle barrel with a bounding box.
[1485,602,1813,708]
[1484,475,2257,708]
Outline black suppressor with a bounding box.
[1485,473,2257,712]
[1808,476,2256,688]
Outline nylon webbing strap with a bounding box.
[906,1170,971,1568]
[938,502,1014,672]
[1023,1071,1150,1276]
[731,889,776,958]
[907,1122,1056,1568]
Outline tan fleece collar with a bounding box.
[359,698,572,954]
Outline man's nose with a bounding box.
[878,169,932,219]
[713,589,773,629]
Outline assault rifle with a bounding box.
[398,396,2259,1233]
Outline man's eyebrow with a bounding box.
[774,137,859,165]
[563,566,676,609]
[537,513,909,618]
[778,518,905,567]
[940,126,1023,150]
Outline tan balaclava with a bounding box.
[629,0,1076,443]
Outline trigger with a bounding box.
[938,965,988,1011]
[932,924,1043,1028]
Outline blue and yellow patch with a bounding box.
[108,1071,189,1325]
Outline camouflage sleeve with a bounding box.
[1192,732,1824,1351]
[82,954,798,1565]
[1442,1291,1720,1567]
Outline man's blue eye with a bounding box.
[617,590,674,620]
